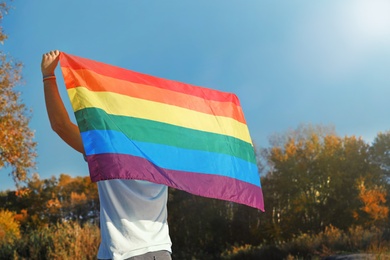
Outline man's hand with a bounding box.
[41,50,60,76]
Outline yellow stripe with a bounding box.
[68,86,253,144]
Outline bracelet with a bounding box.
[43,75,56,81]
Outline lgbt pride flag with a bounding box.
[59,52,264,211]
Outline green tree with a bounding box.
[0,2,36,184]
[370,130,390,177]
[368,130,390,227]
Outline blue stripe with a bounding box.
[81,130,260,186]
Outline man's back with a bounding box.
[97,179,172,259]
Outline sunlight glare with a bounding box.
[344,0,390,44]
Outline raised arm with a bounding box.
[41,50,85,154]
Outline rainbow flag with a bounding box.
[59,52,264,210]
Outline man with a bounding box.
[41,50,172,260]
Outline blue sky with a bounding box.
[1,0,390,190]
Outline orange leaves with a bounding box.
[15,187,31,197]
[70,192,87,206]
[13,209,28,224]
[0,4,37,184]
[357,179,389,223]
[285,139,297,158]
[47,198,62,209]
[270,138,300,162]
[323,135,341,156]
[270,132,367,168]
[271,146,285,162]
[270,134,323,164]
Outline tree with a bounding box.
[168,188,256,258]
[0,2,36,184]
[18,174,99,226]
[370,130,390,178]
[260,124,384,241]
[56,174,99,223]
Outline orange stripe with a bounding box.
[60,52,242,106]
[61,67,247,124]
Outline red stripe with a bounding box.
[88,153,264,211]
[59,52,242,106]
[61,67,247,124]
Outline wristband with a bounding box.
[43,75,56,81]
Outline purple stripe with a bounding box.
[87,153,264,211]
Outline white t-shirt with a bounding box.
[96,179,172,260]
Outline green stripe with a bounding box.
[75,107,256,164]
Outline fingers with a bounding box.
[51,50,59,56]
[42,50,60,61]
[45,50,59,56]
[41,50,60,76]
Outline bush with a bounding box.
[2,221,390,259]
[221,244,287,260]
[221,225,390,260]
[48,221,100,260]
[0,221,100,260]
[16,226,54,259]
[0,210,21,259]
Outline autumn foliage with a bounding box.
[260,126,389,241]
[0,2,36,184]
[356,179,389,225]
[0,210,20,241]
